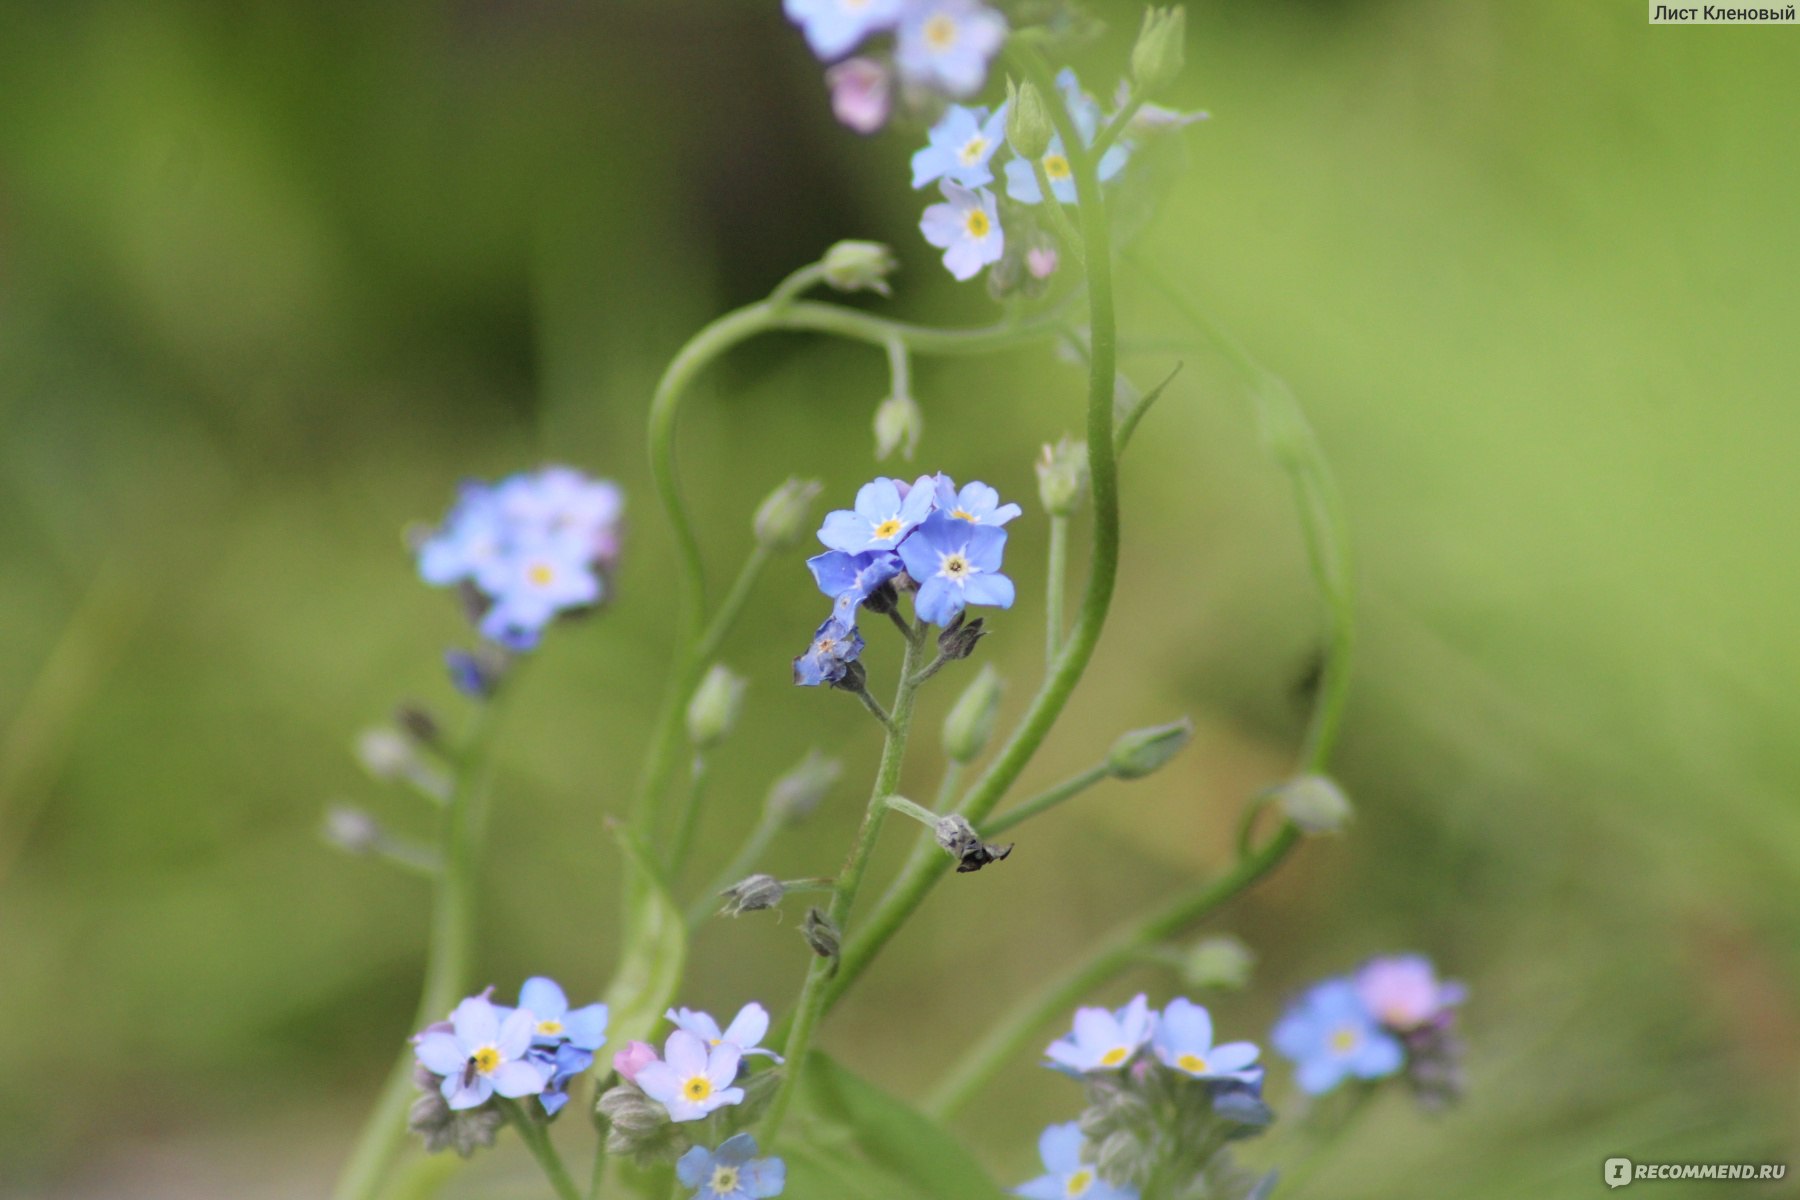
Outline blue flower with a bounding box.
[1271,978,1404,1095]
[1149,997,1260,1082]
[783,0,904,62]
[896,512,1015,626]
[413,994,550,1110]
[920,183,1005,281]
[1002,70,1130,206]
[793,605,865,686]
[1044,994,1154,1074]
[806,549,903,602]
[1014,1123,1136,1200]
[931,474,1022,526]
[518,976,609,1050]
[475,540,601,650]
[530,1042,595,1116]
[818,476,937,554]
[418,484,507,587]
[896,0,1007,98]
[636,1030,746,1122]
[666,1002,784,1062]
[912,104,1009,189]
[677,1133,787,1200]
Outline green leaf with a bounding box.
[789,1052,1011,1200]
[602,824,687,1049]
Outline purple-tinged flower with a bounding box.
[498,467,623,557]
[920,183,1005,281]
[784,0,904,61]
[806,549,903,602]
[614,1040,658,1084]
[896,0,1006,98]
[1015,1123,1136,1200]
[1026,245,1059,280]
[677,1133,787,1200]
[531,1042,595,1116]
[826,57,892,134]
[931,474,1022,526]
[636,1030,745,1122]
[1354,955,1465,1032]
[1149,997,1260,1082]
[912,104,1009,189]
[519,976,609,1050]
[666,1003,783,1062]
[793,607,865,687]
[896,512,1014,626]
[818,476,937,553]
[414,994,550,1110]
[1271,978,1404,1095]
[1045,994,1155,1074]
[475,542,601,650]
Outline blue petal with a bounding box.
[961,572,1014,610]
[914,576,965,626]
[1037,1122,1085,1174]
[677,1145,714,1189]
[519,977,568,1021]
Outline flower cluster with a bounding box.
[1020,994,1275,1200]
[415,466,622,650]
[408,978,608,1155]
[784,0,1008,134]
[795,473,1019,686]
[1272,954,1466,1107]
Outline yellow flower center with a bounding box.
[964,208,991,239]
[1066,1168,1095,1197]
[470,1047,501,1075]
[872,517,904,540]
[924,13,957,49]
[1330,1026,1360,1054]
[958,135,989,165]
[682,1075,713,1102]
[536,1019,565,1037]
[1043,153,1072,180]
[1098,1046,1129,1067]
[950,507,977,521]
[711,1165,741,1193]
[1176,1052,1209,1074]
[527,562,556,587]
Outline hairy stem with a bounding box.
[503,1101,583,1200]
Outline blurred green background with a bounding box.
[2,0,1796,1196]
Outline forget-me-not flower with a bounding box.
[1271,978,1404,1095]
[1003,134,1130,205]
[818,476,938,553]
[666,1003,783,1061]
[896,512,1015,626]
[531,1042,595,1116]
[677,1133,787,1200]
[920,183,1005,281]
[793,608,865,686]
[1045,994,1155,1073]
[518,976,609,1050]
[912,104,1009,189]
[418,484,507,586]
[931,474,1022,526]
[636,1030,746,1122]
[783,0,905,61]
[1150,997,1260,1082]
[475,542,601,650]
[1014,1122,1136,1200]
[414,994,550,1110]
[806,549,903,603]
[827,56,892,134]
[1354,955,1465,1032]
[896,0,1007,97]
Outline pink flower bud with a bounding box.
[826,58,892,136]
[613,1040,658,1083]
[1026,246,1059,280]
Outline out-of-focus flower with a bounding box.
[1354,955,1465,1032]
[920,183,1005,281]
[677,1133,787,1200]
[1271,978,1403,1095]
[1045,994,1155,1073]
[1149,998,1260,1082]
[666,1003,783,1062]
[896,512,1014,626]
[895,0,1007,97]
[912,104,1009,189]
[413,994,550,1110]
[636,1030,746,1122]
[1015,1122,1138,1200]
[826,56,894,133]
[783,0,905,60]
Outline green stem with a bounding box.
[821,45,1125,1015]
[504,1101,583,1200]
[981,761,1110,837]
[767,262,829,310]
[883,793,941,828]
[331,702,507,1200]
[762,621,929,1142]
[1091,92,1145,162]
[665,756,712,882]
[923,823,1302,1120]
[1044,513,1069,665]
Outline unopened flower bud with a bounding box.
[829,658,869,694]
[1276,773,1352,835]
[1095,1128,1150,1189]
[1006,77,1053,160]
[1178,934,1255,991]
[686,664,746,749]
[597,1081,686,1166]
[1131,6,1188,98]
[1036,436,1089,516]
[801,906,841,959]
[825,59,892,136]
[821,239,898,295]
[943,665,1003,763]
[933,813,1013,873]
[612,1041,657,1085]
[408,1064,503,1157]
[718,874,786,917]
[1106,718,1194,779]
[937,614,987,661]
[356,728,414,780]
[321,804,382,855]
[873,390,923,460]
[861,578,901,615]
[753,477,823,550]
[394,703,442,748]
[445,646,507,699]
[766,750,842,826]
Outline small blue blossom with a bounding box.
[931,474,1022,526]
[666,1002,784,1062]
[1271,978,1404,1095]
[413,994,550,1110]
[531,1042,595,1116]
[818,476,937,553]
[518,976,609,1050]
[783,0,904,62]
[636,1030,746,1122]
[1044,994,1155,1074]
[418,484,507,587]
[911,104,1009,189]
[896,0,1007,98]
[1015,1122,1136,1200]
[793,606,865,686]
[805,549,903,602]
[896,512,1015,626]
[677,1133,787,1200]
[920,183,1005,281]
[1003,69,1130,206]
[475,541,601,650]
[1150,997,1260,1082]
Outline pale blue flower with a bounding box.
[678,1133,787,1200]
[920,183,1005,281]
[805,549,903,602]
[413,994,550,1110]
[1150,997,1260,1082]
[792,605,865,687]
[1271,978,1404,1095]
[475,541,601,650]
[783,0,905,61]
[519,976,609,1050]
[1044,994,1154,1073]
[418,484,506,586]
[1015,1123,1136,1200]
[912,104,1009,189]
[817,476,937,553]
[636,1030,746,1122]
[1003,69,1130,205]
[895,512,1014,626]
[931,474,1022,526]
[896,0,1007,97]
[531,1042,595,1116]
[666,1003,783,1062]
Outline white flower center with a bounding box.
[936,550,978,585]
